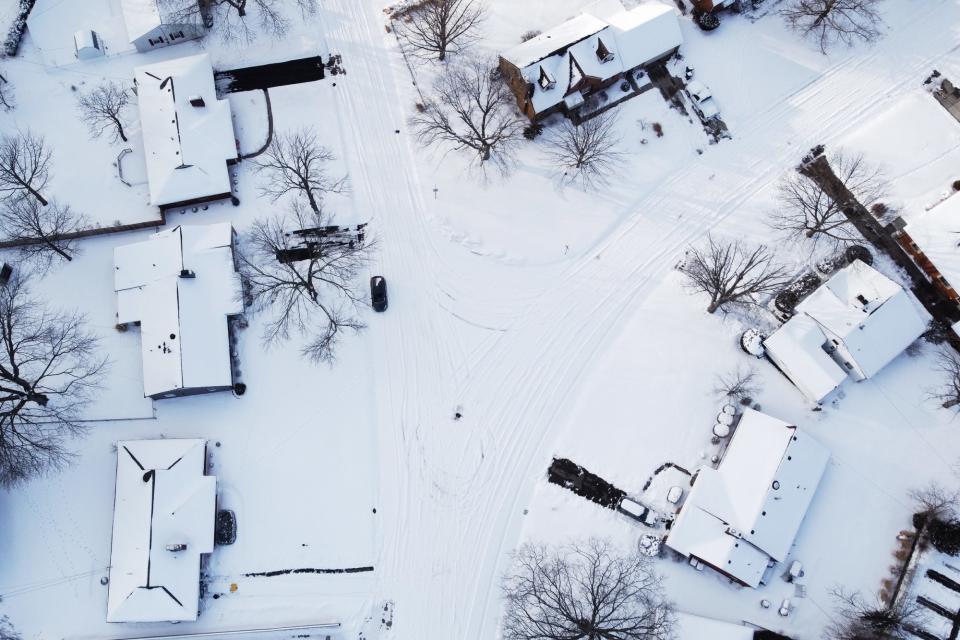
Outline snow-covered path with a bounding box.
[320,1,960,638]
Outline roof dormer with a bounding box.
[596,38,615,63]
[538,66,556,91]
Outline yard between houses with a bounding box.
[2,0,960,639]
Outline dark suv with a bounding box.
[370,276,388,312]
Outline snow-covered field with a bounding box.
[3,0,960,639]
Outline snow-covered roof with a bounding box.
[905,194,960,292]
[121,0,199,41]
[798,260,929,378]
[666,410,829,588]
[107,439,216,622]
[114,223,243,398]
[134,53,237,207]
[764,314,848,403]
[501,1,681,115]
[675,613,753,640]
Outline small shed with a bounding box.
[74,30,105,60]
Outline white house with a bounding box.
[134,53,238,210]
[666,409,829,588]
[114,223,243,400]
[498,0,681,121]
[121,0,204,52]
[764,260,930,403]
[108,439,216,623]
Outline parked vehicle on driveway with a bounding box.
[370,276,388,312]
[686,80,720,121]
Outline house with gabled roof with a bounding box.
[498,0,681,122]
[107,438,216,622]
[763,260,930,403]
[666,410,829,588]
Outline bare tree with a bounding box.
[909,481,959,524]
[782,0,883,53]
[770,152,885,252]
[0,70,14,111]
[0,131,52,206]
[236,201,370,363]
[713,365,762,405]
[158,0,296,43]
[0,616,21,640]
[824,588,922,640]
[0,198,88,271]
[411,58,525,176]
[928,349,960,412]
[75,81,133,143]
[502,538,674,640]
[395,0,484,61]
[0,274,107,488]
[678,236,791,314]
[543,110,625,189]
[254,128,348,215]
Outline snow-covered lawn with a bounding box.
[3,0,960,639]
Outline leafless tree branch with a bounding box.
[254,128,349,215]
[411,58,525,177]
[543,110,625,190]
[678,236,791,314]
[395,0,485,61]
[824,587,922,640]
[236,201,371,363]
[782,0,883,53]
[0,131,52,207]
[0,198,88,272]
[502,538,675,640]
[769,151,885,253]
[0,273,107,488]
[75,81,134,144]
[713,365,762,404]
[159,0,290,44]
[0,70,14,112]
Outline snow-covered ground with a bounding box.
[3,0,960,639]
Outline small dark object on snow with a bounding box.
[215,509,237,545]
[233,382,247,396]
[620,81,630,92]
[694,10,720,31]
[845,244,873,266]
[454,411,462,420]
[548,457,625,509]
[231,196,240,206]
[523,123,544,140]
[371,276,388,312]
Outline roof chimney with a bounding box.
[188,95,205,108]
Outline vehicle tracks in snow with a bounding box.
[316,1,960,637]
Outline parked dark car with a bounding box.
[371,276,388,312]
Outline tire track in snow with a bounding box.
[317,1,960,638]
